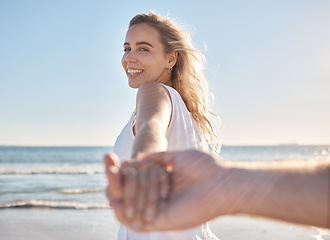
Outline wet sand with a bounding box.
[1,209,329,240]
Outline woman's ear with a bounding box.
[167,51,178,68]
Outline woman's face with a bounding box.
[122,23,172,88]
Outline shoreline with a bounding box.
[0,209,328,240]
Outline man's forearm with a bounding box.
[219,158,330,228]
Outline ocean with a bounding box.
[0,146,112,209]
[0,145,329,240]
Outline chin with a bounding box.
[128,80,141,89]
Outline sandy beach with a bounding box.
[1,208,329,240]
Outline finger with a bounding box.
[108,197,122,209]
[135,161,148,221]
[111,199,133,228]
[159,165,171,200]
[112,199,148,232]
[104,152,121,169]
[140,200,174,232]
[105,186,121,209]
[105,186,112,202]
[143,161,160,222]
[121,162,138,220]
[141,152,175,170]
[104,153,122,199]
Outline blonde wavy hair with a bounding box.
[129,11,221,152]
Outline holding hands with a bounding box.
[105,150,330,230]
[104,150,229,232]
[104,152,171,231]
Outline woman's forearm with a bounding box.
[131,120,168,159]
[131,82,172,159]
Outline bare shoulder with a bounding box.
[135,82,173,131]
[137,82,170,96]
[137,82,171,104]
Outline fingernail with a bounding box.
[126,207,133,218]
[133,220,142,231]
[109,166,119,174]
[144,207,155,221]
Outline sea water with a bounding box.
[0,145,329,209]
[0,146,112,209]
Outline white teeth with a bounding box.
[127,69,143,74]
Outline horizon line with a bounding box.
[1,143,330,148]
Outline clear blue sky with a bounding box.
[1,0,329,146]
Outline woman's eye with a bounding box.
[123,48,131,52]
[140,47,149,52]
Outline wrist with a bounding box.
[213,163,259,217]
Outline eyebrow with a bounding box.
[123,41,154,48]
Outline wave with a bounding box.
[0,164,104,175]
[0,200,110,210]
[58,188,105,194]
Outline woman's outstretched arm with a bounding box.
[117,82,172,225]
[131,82,172,158]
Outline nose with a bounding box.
[123,51,137,63]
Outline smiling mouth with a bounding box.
[127,69,143,76]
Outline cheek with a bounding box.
[121,56,126,69]
[147,56,167,70]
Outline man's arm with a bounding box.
[219,158,329,228]
[108,150,330,231]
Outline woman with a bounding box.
[107,11,220,239]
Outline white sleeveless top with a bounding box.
[113,84,219,240]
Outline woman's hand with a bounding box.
[119,158,171,229]
[104,153,122,208]
[104,152,171,229]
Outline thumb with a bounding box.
[141,151,175,170]
[104,152,121,168]
[104,152,122,199]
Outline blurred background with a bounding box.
[1,0,330,146]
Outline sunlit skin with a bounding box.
[108,22,178,231]
[122,23,174,88]
[106,150,330,231]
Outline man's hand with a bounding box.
[108,150,233,232]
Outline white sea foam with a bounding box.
[58,188,105,194]
[0,163,104,175]
[0,200,110,209]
